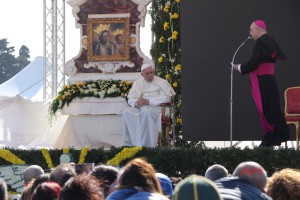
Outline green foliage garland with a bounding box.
[150,0,183,145]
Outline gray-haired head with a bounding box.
[205,164,228,181]
[233,161,267,190]
[23,165,44,184]
[50,163,76,187]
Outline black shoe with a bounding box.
[259,139,273,148]
[258,143,266,148]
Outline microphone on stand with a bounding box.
[231,36,251,67]
[229,36,251,148]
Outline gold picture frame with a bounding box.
[87,15,130,62]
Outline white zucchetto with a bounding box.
[141,63,154,71]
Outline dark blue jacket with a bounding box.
[106,188,168,200]
[214,177,272,200]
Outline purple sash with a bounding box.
[250,63,275,133]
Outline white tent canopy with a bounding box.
[0,57,48,101]
[0,57,67,149]
[0,57,124,149]
[0,95,66,148]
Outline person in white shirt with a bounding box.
[122,64,175,147]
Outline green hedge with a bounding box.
[1,147,300,177]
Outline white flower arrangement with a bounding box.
[49,79,133,119]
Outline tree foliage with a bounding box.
[17,45,31,69]
[0,39,30,84]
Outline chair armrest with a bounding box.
[161,102,172,124]
[161,102,172,107]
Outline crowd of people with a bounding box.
[1,158,300,200]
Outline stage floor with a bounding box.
[203,141,297,149]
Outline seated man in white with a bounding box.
[122,64,175,147]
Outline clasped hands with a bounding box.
[136,98,150,107]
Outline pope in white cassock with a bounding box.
[122,64,176,147]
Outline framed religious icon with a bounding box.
[87,14,130,62]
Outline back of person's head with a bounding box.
[23,165,44,185]
[0,178,7,200]
[90,164,119,185]
[31,173,51,194]
[232,161,267,190]
[20,180,34,200]
[90,164,119,197]
[172,175,222,200]
[50,164,76,187]
[205,164,228,181]
[118,157,162,194]
[266,168,300,200]
[155,172,173,197]
[31,182,61,200]
[59,174,104,200]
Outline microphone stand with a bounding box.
[230,36,251,147]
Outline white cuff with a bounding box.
[238,64,241,73]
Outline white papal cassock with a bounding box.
[122,76,176,147]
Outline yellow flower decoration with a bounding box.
[176,118,182,124]
[175,64,182,71]
[172,31,179,40]
[0,150,26,164]
[163,22,170,30]
[164,5,170,13]
[165,74,171,79]
[63,148,70,154]
[172,82,178,87]
[175,0,180,3]
[64,91,72,96]
[158,57,164,62]
[41,148,54,168]
[78,147,89,164]
[170,13,179,19]
[107,146,142,166]
[159,37,165,43]
[80,81,86,86]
